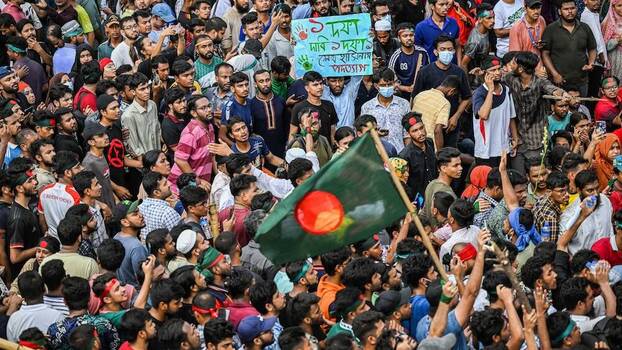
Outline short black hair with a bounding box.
[146,228,170,256]
[227,268,254,299]
[325,332,356,350]
[401,253,433,288]
[482,270,512,304]
[29,138,53,160]
[278,326,307,350]
[150,279,185,309]
[225,153,251,175]
[288,158,313,187]
[433,191,455,217]
[214,231,237,256]
[244,209,267,239]
[437,147,461,169]
[92,272,117,298]
[353,114,377,132]
[331,287,363,318]
[54,150,80,176]
[69,325,98,350]
[158,318,187,349]
[560,277,590,311]
[241,11,258,28]
[570,249,599,275]
[561,153,588,175]
[547,312,574,348]
[179,185,208,210]
[271,56,291,74]
[62,276,91,311]
[170,265,198,299]
[342,257,378,292]
[302,71,323,84]
[514,51,539,75]
[171,59,193,76]
[230,71,250,85]
[97,239,125,271]
[18,270,45,301]
[321,247,351,276]
[281,292,320,328]
[143,171,166,197]
[120,308,151,343]
[80,61,101,84]
[249,280,278,314]
[204,319,235,346]
[449,199,475,228]
[520,255,552,289]
[229,174,257,197]
[434,34,455,49]
[546,170,569,190]
[575,169,599,190]
[486,168,501,188]
[439,75,461,89]
[470,308,505,346]
[41,259,65,291]
[57,217,83,246]
[372,68,394,84]
[72,170,97,197]
[95,80,119,96]
[352,311,385,345]
[141,150,164,171]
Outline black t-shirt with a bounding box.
[102,122,127,188]
[55,133,84,159]
[7,201,42,274]
[162,115,189,160]
[290,100,338,141]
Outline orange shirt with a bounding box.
[509,16,546,58]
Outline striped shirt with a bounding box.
[169,119,216,187]
[44,295,69,317]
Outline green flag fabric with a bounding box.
[255,133,408,265]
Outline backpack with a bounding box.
[581,316,612,347]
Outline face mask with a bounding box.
[63,81,73,90]
[438,51,454,65]
[378,86,394,98]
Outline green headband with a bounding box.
[292,263,311,283]
[342,298,364,316]
[552,320,576,343]
[7,44,26,53]
[477,10,493,18]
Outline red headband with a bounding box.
[18,340,44,349]
[100,278,118,300]
[208,254,224,269]
[192,305,219,318]
[457,243,477,262]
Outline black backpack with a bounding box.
[581,316,612,347]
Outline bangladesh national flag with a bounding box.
[255,133,408,265]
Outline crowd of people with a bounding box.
[2,0,622,347]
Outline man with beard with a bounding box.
[6,158,41,275]
[170,95,217,191]
[281,293,323,349]
[285,259,319,299]
[38,150,83,238]
[161,88,189,160]
[265,4,293,66]
[560,170,613,255]
[249,281,286,350]
[0,66,29,110]
[222,0,249,53]
[373,20,400,70]
[194,35,222,81]
[322,74,363,128]
[114,199,149,287]
[293,0,335,19]
[206,63,233,121]
[139,172,182,240]
[111,16,140,68]
[541,0,596,95]
[53,108,82,158]
[502,51,566,173]
[0,98,24,168]
[250,69,289,158]
[472,56,518,167]
[29,138,56,191]
[205,17,227,59]
[7,36,45,103]
[118,309,158,350]
[389,23,429,100]
[197,246,233,306]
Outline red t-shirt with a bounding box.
[591,236,622,266]
[73,86,97,113]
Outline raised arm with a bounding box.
[499,151,519,211]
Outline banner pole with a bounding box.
[367,126,449,281]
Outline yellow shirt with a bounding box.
[75,4,94,33]
[412,88,450,147]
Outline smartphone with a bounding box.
[596,120,607,134]
[378,128,389,136]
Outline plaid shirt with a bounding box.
[487,199,510,241]
[139,198,181,242]
[533,195,563,242]
[473,191,500,228]
[502,74,561,150]
[78,238,97,260]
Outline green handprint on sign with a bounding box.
[297,55,313,72]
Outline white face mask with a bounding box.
[438,51,455,65]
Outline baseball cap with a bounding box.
[374,19,391,32]
[152,3,176,23]
[62,20,84,39]
[82,122,108,141]
[104,14,120,27]
[481,55,502,70]
[525,0,542,7]
[356,234,380,252]
[0,66,13,79]
[418,334,457,350]
[113,199,142,223]
[374,289,411,316]
[176,229,197,254]
[237,316,277,344]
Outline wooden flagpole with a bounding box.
[367,126,449,281]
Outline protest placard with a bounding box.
[292,13,373,77]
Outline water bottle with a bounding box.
[586,261,621,283]
[541,222,551,242]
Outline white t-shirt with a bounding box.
[111,41,135,68]
[472,84,516,159]
[494,0,525,57]
[37,183,81,239]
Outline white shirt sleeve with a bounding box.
[251,166,294,199]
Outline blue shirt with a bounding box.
[416,311,467,350]
[415,17,460,63]
[52,44,77,75]
[388,48,430,88]
[223,98,253,131]
[403,295,430,336]
[3,143,21,169]
[113,234,148,288]
[231,135,271,168]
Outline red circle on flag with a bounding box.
[295,190,345,235]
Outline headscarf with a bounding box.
[389,157,409,183]
[462,165,492,200]
[594,133,620,190]
[602,0,622,53]
[509,207,541,252]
